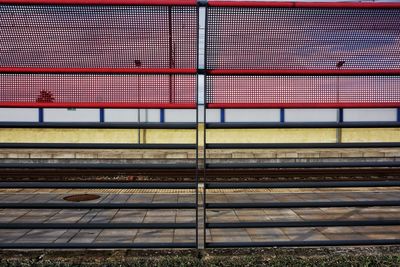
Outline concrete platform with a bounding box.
[0,187,400,245]
[1,148,400,160]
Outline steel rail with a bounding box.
[205,180,400,189]
[205,142,400,149]
[0,203,197,209]
[207,220,400,229]
[0,122,197,129]
[0,182,197,189]
[0,143,196,149]
[0,222,196,229]
[205,122,400,129]
[206,239,400,248]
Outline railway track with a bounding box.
[1,167,400,182]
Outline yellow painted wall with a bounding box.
[0,125,399,144]
[342,128,400,142]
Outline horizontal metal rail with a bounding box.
[206,122,400,129]
[0,0,196,6]
[207,69,400,76]
[206,162,400,169]
[0,102,198,109]
[0,143,196,149]
[205,181,400,189]
[0,182,196,189]
[0,163,197,169]
[207,1,400,9]
[206,239,400,248]
[206,142,400,149]
[0,122,197,129]
[0,203,196,209]
[0,223,195,229]
[0,242,197,249]
[206,200,400,209]
[0,67,196,75]
[207,220,400,229]
[207,103,400,108]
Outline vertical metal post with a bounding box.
[397,108,400,122]
[337,108,343,143]
[280,108,285,123]
[137,109,141,144]
[168,6,176,103]
[335,63,344,143]
[135,60,142,144]
[160,109,165,123]
[195,4,200,249]
[202,2,208,249]
[38,108,44,123]
[99,108,105,123]
[220,108,225,123]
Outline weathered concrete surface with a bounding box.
[0,187,400,245]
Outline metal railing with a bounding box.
[1,0,400,250]
[0,121,199,249]
[203,121,400,248]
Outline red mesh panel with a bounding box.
[0,74,196,108]
[0,5,197,69]
[206,7,400,70]
[206,76,400,108]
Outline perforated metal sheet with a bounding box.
[0,5,197,69]
[206,7,400,70]
[206,76,400,108]
[0,74,197,108]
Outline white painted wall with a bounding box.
[104,109,160,122]
[343,108,397,122]
[225,109,280,122]
[0,108,38,122]
[285,109,338,122]
[43,108,99,122]
[105,109,138,122]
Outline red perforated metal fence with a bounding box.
[206,74,400,108]
[1,1,400,108]
[206,4,400,70]
[0,72,197,108]
[205,1,400,108]
[0,0,197,108]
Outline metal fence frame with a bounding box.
[1,0,400,250]
[0,0,200,249]
[202,0,400,249]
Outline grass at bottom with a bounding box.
[1,254,400,267]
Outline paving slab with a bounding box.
[0,188,399,245]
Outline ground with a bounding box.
[0,187,400,244]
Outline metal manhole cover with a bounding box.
[63,194,100,202]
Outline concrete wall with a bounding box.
[0,108,398,144]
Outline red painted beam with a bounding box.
[208,1,400,9]
[0,68,196,75]
[207,69,400,76]
[0,0,197,5]
[0,102,197,109]
[207,103,400,109]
